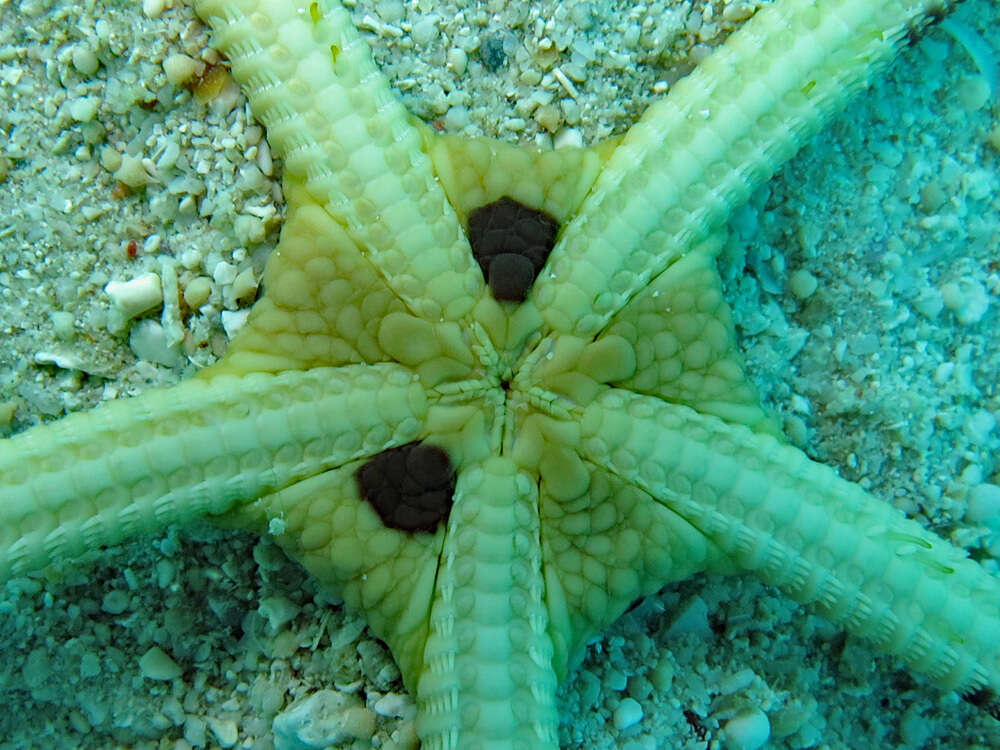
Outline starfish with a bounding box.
[1,0,999,747]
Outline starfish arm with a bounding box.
[580,388,1000,710]
[417,456,559,749]
[193,0,482,321]
[535,0,956,336]
[0,363,425,581]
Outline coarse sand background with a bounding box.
[0,1,998,748]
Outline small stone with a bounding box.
[666,595,711,638]
[129,319,183,367]
[213,260,238,286]
[79,652,100,679]
[139,646,182,681]
[940,278,989,325]
[163,53,202,87]
[570,1,594,29]
[234,212,266,244]
[259,596,300,633]
[968,483,1000,526]
[447,47,467,75]
[184,716,207,747]
[0,400,16,430]
[69,96,99,122]
[373,692,414,718]
[723,708,771,750]
[919,182,947,213]
[534,104,562,133]
[99,144,122,172]
[71,43,100,75]
[232,268,258,303]
[788,269,818,299]
[340,707,376,740]
[913,285,945,318]
[273,690,371,750]
[956,75,991,111]
[613,697,644,730]
[375,0,404,23]
[221,308,251,340]
[649,657,674,691]
[68,710,91,733]
[142,0,170,18]
[50,311,74,340]
[101,589,129,615]
[964,409,996,445]
[183,276,212,308]
[105,272,163,319]
[23,648,52,688]
[411,17,438,45]
[207,717,239,748]
[480,34,507,71]
[900,702,934,747]
[113,152,156,188]
[553,127,583,150]
[443,105,470,131]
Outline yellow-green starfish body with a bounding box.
[1,0,998,747]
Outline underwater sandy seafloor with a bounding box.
[0,0,999,748]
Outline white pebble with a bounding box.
[964,409,996,445]
[272,691,374,750]
[50,311,74,340]
[447,47,468,75]
[723,708,771,750]
[105,272,163,319]
[80,652,100,678]
[411,16,439,45]
[99,144,122,172]
[33,350,88,371]
[221,308,251,340]
[184,276,212,308]
[184,716,207,747]
[719,669,756,695]
[69,96,99,122]
[138,646,182,681]
[234,214,265,245]
[900,702,934,747]
[258,595,300,633]
[957,75,991,111]
[256,139,274,176]
[968,483,1000,526]
[71,43,100,75]
[213,260,238,286]
[444,105,470,131]
[129,319,182,367]
[207,717,239,748]
[666,595,712,638]
[142,0,170,18]
[940,278,989,325]
[570,1,594,29]
[789,269,818,299]
[373,692,414,718]
[163,53,202,87]
[101,590,129,615]
[113,152,156,188]
[156,139,181,170]
[613,697,643,730]
[553,127,584,150]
